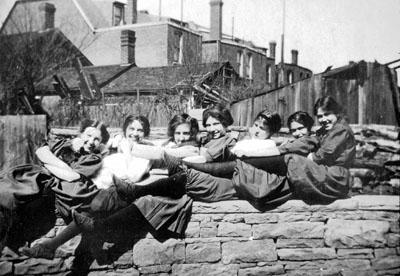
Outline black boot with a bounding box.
[135,171,187,199]
[113,175,137,202]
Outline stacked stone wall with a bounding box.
[1,195,399,275]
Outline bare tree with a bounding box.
[0,4,93,115]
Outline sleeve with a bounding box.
[48,139,78,165]
[310,125,349,166]
[278,136,318,156]
[203,133,238,162]
[69,154,103,177]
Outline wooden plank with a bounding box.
[0,115,47,170]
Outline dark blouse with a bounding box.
[278,136,318,156]
[311,119,356,168]
[200,132,239,162]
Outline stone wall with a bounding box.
[1,195,399,276]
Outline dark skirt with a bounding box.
[134,194,193,235]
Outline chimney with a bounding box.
[209,0,223,40]
[269,41,276,59]
[39,3,56,30]
[126,0,137,24]
[121,30,135,64]
[291,49,298,65]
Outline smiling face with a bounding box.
[174,123,192,145]
[289,121,310,139]
[205,116,227,139]
[316,107,338,131]
[249,119,271,140]
[125,120,145,143]
[80,127,102,152]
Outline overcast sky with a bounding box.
[1,0,400,75]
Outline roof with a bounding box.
[36,61,236,94]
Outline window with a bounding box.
[287,70,294,83]
[113,3,124,26]
[246,53,253,79]
[266,65,272,83]
[237,51,244,77]
[173,32,183,64]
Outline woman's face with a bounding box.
[316,108,338,131]
[125,120,145,143]
[249,119,271,139]
[205,116,226,139]
[80,127,102,152]
[174,123,192,145]
[289,121,310,139]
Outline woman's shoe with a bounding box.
[112,174,136,202]
[19,243,55,259]
[72,210,95,232]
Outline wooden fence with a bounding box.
[0,115,47,170]
[44,96,187,128]
[231,62,399,127]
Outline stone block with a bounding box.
[138,264,171,274]
[375,248,398,258]
[221,240,277,264]
[113,252,133,269]
[337,248,374,259]
[185,222,200,238]
[355,195,400,211]
[14,258,66,275]
[253,222,325,239]
[387,233,400,247]
[87,268,139,275]
[0,261,12,275]
[390,221,400,233]
[376,268,400,275]
[276,212,312,222]
[278,248,336,261]
[200,227,217,238]
[186,242,220,263]
[325,219,390,248]
[243,213,278,224]
[284,259,372,271]
[238,264,284,276]
[189,214,211,222]
[276,238,324,248]
[221,214,246,223]
[218,222,251,237]
[133,239,185,266]
[310,198,358,212]
[192,201,257,213]
[171,263,239,276]
[372,255,400,270]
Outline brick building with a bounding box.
[1,0,312,90]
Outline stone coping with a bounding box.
[192,195,400,213]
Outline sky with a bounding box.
[1,0,400,75]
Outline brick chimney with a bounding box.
[269,41,276,59]
[291,49,298,65]
[126,0,137,24]
[121,30,135,64]
[209,0,223,41]
[39,3,56,30]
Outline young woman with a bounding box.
[18,119,110,259]
[127,113,200,162]
[71,109,285,233]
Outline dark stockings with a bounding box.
[241,155,288,176]
[183,161,237,179]
[134,171,187,199]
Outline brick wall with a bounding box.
[1,195,399,275]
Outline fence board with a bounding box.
[0,115,47,170]
[231,63,398,127]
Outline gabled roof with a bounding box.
[36,61,237,95]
